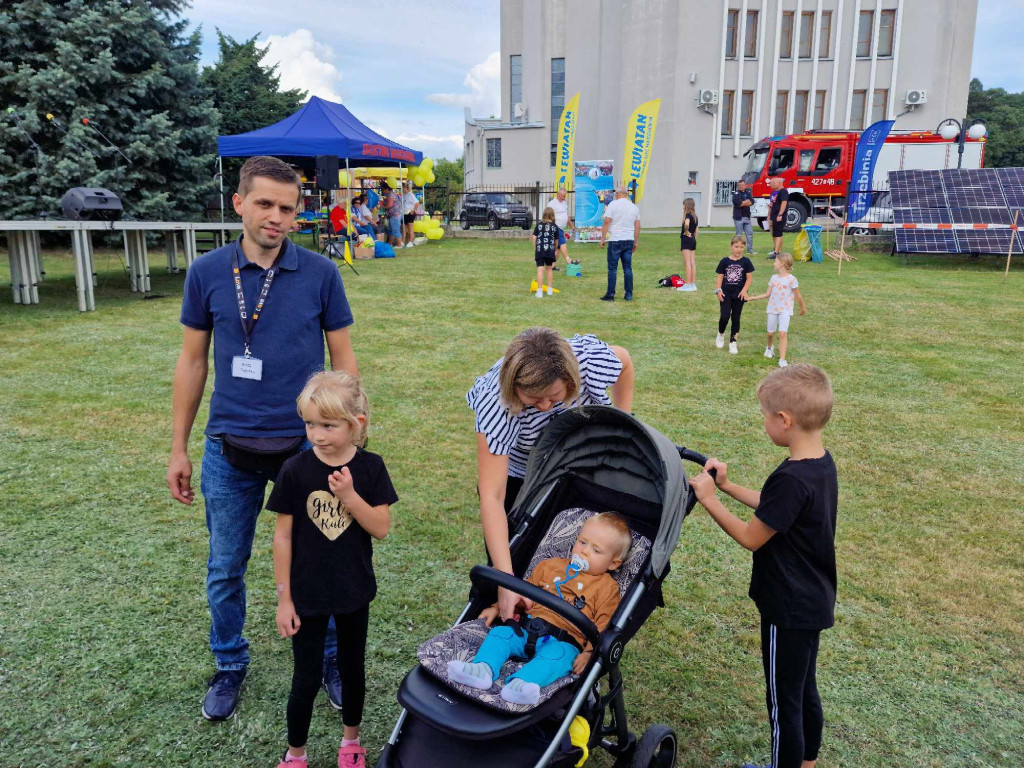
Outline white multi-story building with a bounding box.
[464,0,979,227]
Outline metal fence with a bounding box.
[441,184,576,229]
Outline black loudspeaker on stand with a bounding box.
[61,187,123,221]
[315,154,339,190]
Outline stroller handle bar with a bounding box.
[469,565,602,650]
[678,446,715,516]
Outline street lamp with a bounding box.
[936,117,988,169]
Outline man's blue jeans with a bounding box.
[606,240,634,298]
[200,436,337,670]
[473,624,579,687]
[734,218,754,253]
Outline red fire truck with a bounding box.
[743,130,986,231]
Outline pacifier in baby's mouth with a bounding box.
[569,553,590,573]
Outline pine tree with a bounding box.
[201,30,307,138]
[0,0,218,220]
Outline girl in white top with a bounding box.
[747,252,806,367]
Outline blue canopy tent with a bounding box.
[217,96,422,165]
[216,96,423,229]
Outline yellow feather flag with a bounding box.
[554,92,580,191]
[343,240,353,266]
[622,98,661,203]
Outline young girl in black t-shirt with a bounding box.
[532,207,565,298]
[268,371,398,768]
[679,197,699,291]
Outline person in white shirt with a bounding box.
[545,186,574,232]
[401,181,421,248]
[599,186,640,302]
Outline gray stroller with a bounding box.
[377,406,709,768]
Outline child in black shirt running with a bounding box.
[268,371,399,768]
[714,236,755,354]
[690,364,837,768]
[533,207,566,298]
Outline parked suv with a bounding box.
[459,192,533,230]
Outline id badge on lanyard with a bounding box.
[231,244,281,381]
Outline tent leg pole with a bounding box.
[219,156,224,224]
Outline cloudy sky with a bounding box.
[185,0,1019,160]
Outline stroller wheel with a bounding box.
[624,724,677,768]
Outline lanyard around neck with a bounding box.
[232,243,283,357]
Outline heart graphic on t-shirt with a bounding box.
[306,490,353,541]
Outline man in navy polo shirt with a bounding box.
[167,156,358,721]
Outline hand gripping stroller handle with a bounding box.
[677,446,715,516]
[469,565,602,650]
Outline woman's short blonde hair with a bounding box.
[498,327,581,414]
[296,371,370,446]
[756,364,833,430]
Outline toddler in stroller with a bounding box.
[377,406,711,768]
[447,513,631,705]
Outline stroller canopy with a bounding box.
[514,406,687,579]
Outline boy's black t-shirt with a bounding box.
[769,187,790,220]
[267,447,399,616]
[715,256,755,297]
[750,451,838,630]
[534,222,559,259]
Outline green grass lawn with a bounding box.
[1,230,1021,767]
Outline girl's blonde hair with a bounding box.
[541,206,556,223]
[681,197,696,224]
[498,327,581,415]
[776,252,794,269]
[296,371,370,447]
[730,235,745,246]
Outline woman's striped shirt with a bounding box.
[466,334,623,478]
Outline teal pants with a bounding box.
[473,624,579,687]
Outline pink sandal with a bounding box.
[277,751,307,767]
[338,744,367,768]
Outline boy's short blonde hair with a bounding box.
[296,371,370,446]
[776,252,794,269]
[498,327,581,414]
[541,206,556,223]
[756,364,833,430]
[730,235,745,246]
[588,512,632,562]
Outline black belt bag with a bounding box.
[221,434,303,480]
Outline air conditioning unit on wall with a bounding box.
[905,89,927,106]
[697,89,719,107]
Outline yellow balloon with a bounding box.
[421,157,434,170]
[412,220,428,233]
[338,170,350,186]
[386,177,398,189]
[425,228,443,240]
[425,170,436,184]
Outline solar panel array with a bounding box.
[888,168,1024,254]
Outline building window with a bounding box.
[775,91,789,135]
[819,11,833,58]
[878,10,896,57]
[780,11,794,58]
[744,10,759,58]
[813,90,827,129]
[726,10,739,58]
[714,180,738,206]
[486,137,502,168]
[799,12,814,59]
[467,141,473,172]
[510,54,523,122]
[740,90,754,136]
[550,57,565,167]
[872,89,889,123]
[794,91,809,133]
[851,90,867,129]
[857,11,873,57]
[721,90,735,135]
